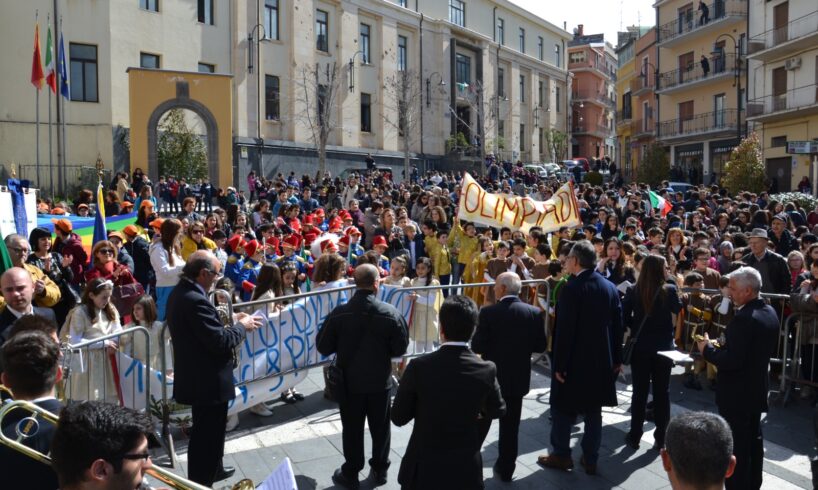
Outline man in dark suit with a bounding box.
[0,267,58,344]
[0,329,63,490]
[538,240,623,475]
[697,266,779,490]
[473,272,547,481]
[392,295,506,489]
[166,250,262,486]
[317,264,409,489]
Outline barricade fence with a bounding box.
[781,313,818,405]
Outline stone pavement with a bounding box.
[152,363,814,489]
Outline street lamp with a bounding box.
[247,23,266,179]
[348,50,366,92]
[712,33,742,142]
[247,24,266,73]
[426,72,446,107]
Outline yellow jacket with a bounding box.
[181,235,217,261]
[449,220,479,266]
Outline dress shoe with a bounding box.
[623,432,640,450]
[280,392,297,404]
[536,454,574,471]
[579,456,597,475]
[492,464,513,482]
[225,413,240,432]
[368,468,387,485]
[291,389,306,401]
[214,465,236,482]
[250,404,274,416]
[332,468,360,489]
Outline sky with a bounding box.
[511,0,657,46]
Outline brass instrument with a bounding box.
[0,384,13,401]
[0,397,254,490]
[210,289,240,368]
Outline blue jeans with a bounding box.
[156,286,174,321]
[550,405,603,465]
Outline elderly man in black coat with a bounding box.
[473,271,547,482]
[538,240,623,475]
[697,267,779,490]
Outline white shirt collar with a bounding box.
[441,341,469,347]
[7,304,34,318]
[499,295,518,302]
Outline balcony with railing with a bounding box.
[573,122,613,138]
[632,118,656,138]
[630,75,655,96]
[657,109,740,142]
[747,83,818,123]
[748,10,818,62]
[572,89,615,107]
[616,111,633,130]
[656,53,738,94]
[568,59,617,81]
[657,0,747,47]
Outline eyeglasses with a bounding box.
[191,229,204,235]
[8,247,29,255]
[119,452,150,462]
[98,249,115,255]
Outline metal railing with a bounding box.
[17,164,114,197]
[656,53,738,91]
[750,9,818,51]
[657,0,747,45]
[572,90,615,107]
[630,75,654,95]
[781,313,818,405]
[567,60,617,80]
[657,109,740,140]
[572,123,613,137]
[632,118,656,138]
[747,83,818,118]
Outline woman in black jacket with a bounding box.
[622,254,682,450]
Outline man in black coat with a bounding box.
[122,225,155,290]
[473,272,547,481]
[697,267,779,490]
[401,223,426,278]
[166,250,262,487]
[742,228,790,296]
[539,240,623,475]
[0,267,58,344]
[317,264,409,489]
[0,330,63,490]
[392,295,506,489]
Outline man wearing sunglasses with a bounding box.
[51,401,155,490]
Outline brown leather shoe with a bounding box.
[579,456,597,475]
[536,454,574,471]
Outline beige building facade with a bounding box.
[0,0,570,193]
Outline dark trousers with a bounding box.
[188,402,228,486]
[339,390,392,478]
[629,351,673,446]
[439,274,451,298]
[478,394,523,476]
[550,405,603,465]
[720,408,764,490]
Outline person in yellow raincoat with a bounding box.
[464,236,494,305]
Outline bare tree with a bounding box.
[447,80,498,175]
[292,62,344,179]
[542,128,568,162]
[382,69,423,182]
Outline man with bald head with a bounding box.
[317,263,409,488]
[472,271,547,482]
[0,267,58,343]
[3,234,61,310]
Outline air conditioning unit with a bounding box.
[785,57,802,70]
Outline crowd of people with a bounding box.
[0,159,814,489]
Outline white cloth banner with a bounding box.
[118,284,415,416]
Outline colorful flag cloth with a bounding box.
[38,212,138,259]
[0,239,14,276]
[649,190,673,217]
[7,179,30,236]
[45,26,56,93]
[58,32,69,98]
[93,183,108,244]
[31,23,44,89]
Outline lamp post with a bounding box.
[348,50,365,93]
[248,23,266,179]
[712,33,742,143]
[425,72,446,108]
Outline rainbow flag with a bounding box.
[37,212,138,260]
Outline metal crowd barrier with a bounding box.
[61,326,153,411]
[780,313,818,406]
[155,278,551,467]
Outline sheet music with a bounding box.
[256,457,298,490]
[658,350,694,364]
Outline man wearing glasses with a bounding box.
[51,401,155,490]
[2,234,61,311]
[166,250,263,486]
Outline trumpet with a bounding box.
[211,289,240,368]
[0,397,254,490]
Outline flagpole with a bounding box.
[34,11,41,190]
[54,8,63,196]
[48,13,54,198]
[59,16,68,196]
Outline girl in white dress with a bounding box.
[409,257,442,354]
[62,278,122,403]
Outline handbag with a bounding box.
[112,281,145,318]
[324,317,371,404]
[622,287,662,366]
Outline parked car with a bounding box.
[339,166,395,182]
[574,157,591,172]
[666,181,694,196]
[561,159,580,170]
[524,164,549,179]
[542,163,561,177]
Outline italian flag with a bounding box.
[649,190,673,217]
[45,26,57,93]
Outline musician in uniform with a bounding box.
[276,235,309,284]
[238,240,263,301]
[224,234,246,284]
[346,226,365,259]
[166,250,262,486]
[483,241,513,305]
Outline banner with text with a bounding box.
[118,283,415,419]
[458,173,580,233]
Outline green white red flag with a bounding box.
[45,26,57,93]
[649,190,673,217]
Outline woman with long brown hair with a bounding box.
[622,254,682,450]
[596,237,635,287]
[149,218,185,320]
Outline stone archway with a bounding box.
[127,68,233,189]
[146,82,220,184]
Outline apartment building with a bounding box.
[746,0,818,192]
[616,36,636,178]
[0,0,571,191]
[631,27,659,179]
[568,26,617,161]
[654,0,747,185]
